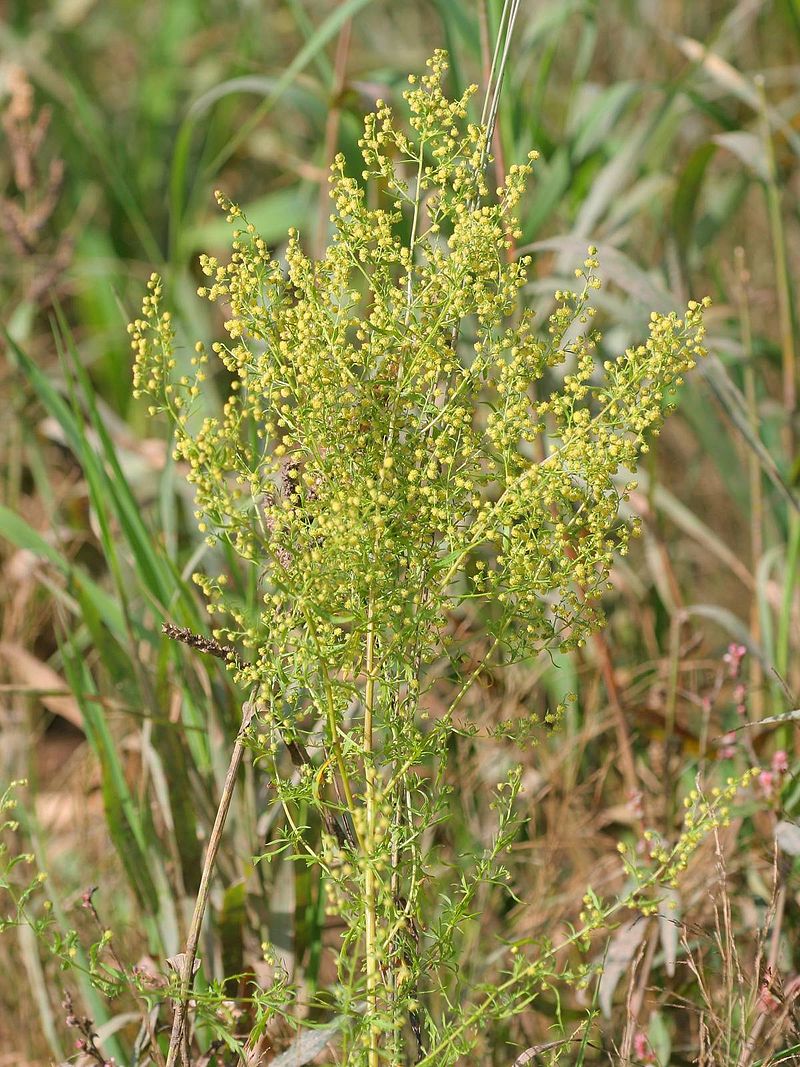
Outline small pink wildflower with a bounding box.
[723,642,747,679]
[718,731,737,759]
[758,770,775,799]
[772,750,789,775]
[634,1031,656,1063]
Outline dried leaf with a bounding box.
[658,886,681,978]
[775,821,800,857]
[733,709,800,732]
[270,1018,345,1067]
[598,917,649,1017]
[94,1012,141,1041]
[512,1039,570,1064]
[0,641,83,729]
[713,131,769,182]
[165,953,201,977]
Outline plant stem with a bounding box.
[164,695,257,1067]
[364,599,380,1066]
[756,75,796,457]
[303,607,361,839]
[735,247,764,722]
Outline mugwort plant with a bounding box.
[129,51,712,1065]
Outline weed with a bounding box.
[124,49,717,1066]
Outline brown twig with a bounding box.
[164,695,258,1067]
[61,991,112,1067]
[162,623,244,670]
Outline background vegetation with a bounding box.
[1,0,799,1063]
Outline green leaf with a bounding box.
[151,720,203,894]
[570,82,639,163]
[219,880,247,991]
[672,142,717,261]
[59,650,160,921]
[0,504,132,642]
[0,504,65,570]
[648,1009,671,1066]
[184,186,314,254]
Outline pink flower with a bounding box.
[718,732,737,759]
[758,770,775,799]
[634,1031,655,1063]
[772,750,789,775]
[723,643,747,679]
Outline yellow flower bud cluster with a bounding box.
[613,769,759,913]
[129,53,709,710]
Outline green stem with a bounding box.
[364,600,380,1066]
[303,607,360,836]
[756,76,797,458]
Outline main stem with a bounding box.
[364,600,380,1066]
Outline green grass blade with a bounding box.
[0,503,135,643]
[200,0,376,180]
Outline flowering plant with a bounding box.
[130,51,709,1065]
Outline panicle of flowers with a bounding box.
[62,991,116,1067]
[756,749,790,801]
[129,51,710,699]
[723,641,747,679]
[129,274,177,416]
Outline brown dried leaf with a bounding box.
[598,916,649,1018]
[0,641,83,729]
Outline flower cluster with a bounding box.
[614,769,760,910]
[129,52,709,710]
